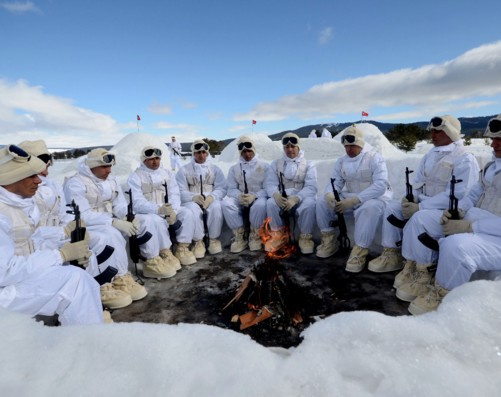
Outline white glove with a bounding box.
[335,196,360,213]
[59,240,91,267]
[112,218,138,237]
[440,209,466,224]
[203,195,214,209]
[239,193,256,207]
[401,198,419,219]
[325,192,336,209]
[284,196,300,211]
[63,219,86,238]
[442,219,473,236]
[157,203,174,216]
[273,192,288,208]
[192,194,205,206]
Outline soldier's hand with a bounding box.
[112,219,138,237]
[192,194,205,206]
[325,192,336,209]
[284,196,300,211]
[273,192,288,208]
[442,219,472,236]
[63,219,86,238]
[239,193,256,207]
[401,198,419,219]
[440,209,465,224]
[335,196,360,213]
[59,240,91,267]
[203,195,214,209]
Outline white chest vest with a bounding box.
[0,203,35,256]
[276,158,308,190]
[232,161,267,193]
[135,170,169,205]
[477,162,501,216]
[342,152,374,193]
[34,185,62,227]
[423,145,466,197]
[74,174,118,213]
[185,164,216,194]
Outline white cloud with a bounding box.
[235,41,501,122]
[153,121,204,142]
[0,79,124,148]
[318,27,333,45]
[147,102,172,115]
[0,1,41,14]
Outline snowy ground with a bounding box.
[3,124,501,396]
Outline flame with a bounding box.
[258,217,296,260]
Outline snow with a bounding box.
[5,124,500,397]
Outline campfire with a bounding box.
[223,218,304,330]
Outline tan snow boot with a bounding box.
[393,259,417,289]
[345,245,369,273]
[175,243,197,265]
[230,227,248,253]
[315,231,338,258]
[298,233,314,254]
[143,256,176,279]
[408,283,449,315]
[103,309,114,324]
[192,240,206,259]
[160,249,181,271]
[368,247,404,273]
[112,272,148,301]
[100,283,133,309]
[248,226,262,251]
[208,238,222,254]
[396,264,434,302]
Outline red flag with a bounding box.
[137,115,141,121]
[361,111,368,117]
[252,120,257,125]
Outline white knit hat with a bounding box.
[86,148,116,169]
[426,115,461,142]
[140,146,162,162]
[281,132,300,149]
[484,114,501,138]
[237,136,256,154]
[18,139,52,165]
[0,144,47,185]
[191,139,210,154]
[341,125,365,148]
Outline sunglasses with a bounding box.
[238,141,253,151]
[143,148,162,158]
[341,135,356,144]
[38,153,53,166]
[487,119,501,134]
[282,136,298,146]
[193,143,209,152]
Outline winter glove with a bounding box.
[273,192,288,209]
[63,219,86,239]
[192,194,205,206]
[442,219,473,236]
[284,196,300,212]
[440,209,466,224]
[59,240,91,267]
[335,196,360,214]
[239,193,256,207]
[157,203,173,216]
[112,218,139,237]
[203,195,214,209]
[325,192,336,209]
[401,197,419,220]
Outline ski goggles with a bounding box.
[282,136,299,146]
[237,141,254,151]
[426,116,453,131]
[486,118,501,135]
[193,143,209,152]
[0,144,31,166]
[101,154,116,164]
[37,153,53,166]
[143,148,162,158]
[341,134,356,144]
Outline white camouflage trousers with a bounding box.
[221,196,268,230]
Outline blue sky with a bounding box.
[1,0,501,148]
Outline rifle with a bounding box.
[278,172,297,244]
[241,170,251,241]
[162,181,182,243]
[172,147,184,159]
[329,178,351,251]
[125,189,152,276]
[387,167,414,229]
[66,200,117,285]
[418,175,463,251]
[199,175,210,248]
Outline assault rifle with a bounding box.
[329,178,351,251]
[199,175,210,248]
[125,189,152,276]
[278,172,297,244]
[241,170,251,242]
[162,181,182,243]
[418,175,463,251]
[387,167,414,229]
[66,200,117,285]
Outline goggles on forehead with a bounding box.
[101,154,115,164]
[38,153,53,166]
[0,144,31,166]
[341,134,356,144]
[282,136,298,146]
[143,148,162,158]
[238,141,253,151]
[193,143,209,152]
[486,118,501,134]
[427,116,447,131]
